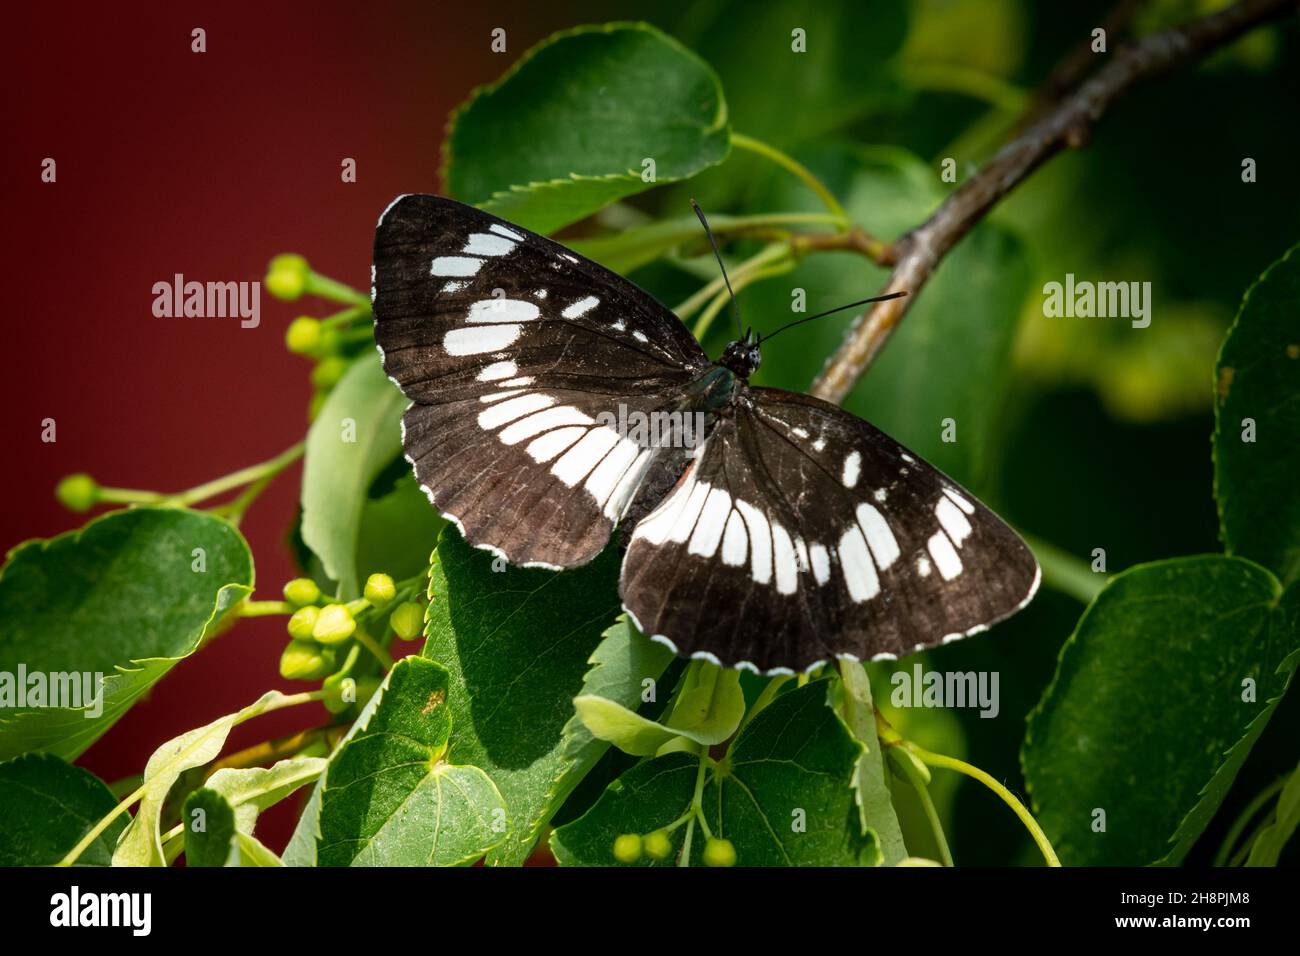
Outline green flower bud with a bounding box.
[311,355,348,390]
[643,830,672,861]
[702,837,736,868]
[55,473,100,512]
[283,577,322,607]
[612,833,642,864]
[364,573,397,608]
[322,673,356,714]
[287,605,320,641]
[279,640,336,681]
[265,253,310,301]
[312,603,356,645]
[285,316,322,354]
[389,601,425,640]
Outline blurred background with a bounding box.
[2,0,1297,861]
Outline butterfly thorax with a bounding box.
[718,332,762,379]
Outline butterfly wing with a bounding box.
[373,194,709,568]
[620,386,1040,672]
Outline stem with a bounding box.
[811,0,1298,404]
[731,132,849,225]
[209,726,340,774]
[676,243,791,323]
[678,755,713,865]
[1021,532,1108,604]
[691,260,795,341]
[305,270,369,307]
[889,746,954,867]
[1214,775,1287,866]
[319,304,371,330]
[57,689,325,866]
[904,740,1061,867]
[96,487,166,506]
[354,629,396,670]
[239,600,293,618]
[168,441,304,508]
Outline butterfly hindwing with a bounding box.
[372,195,708,568]
[620,387,1040,672]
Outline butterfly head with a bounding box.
[719,328,762,379]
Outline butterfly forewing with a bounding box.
[372,195,708,568]
[621,387,1040,672]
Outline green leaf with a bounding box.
[705,680,878,866]
[747,144,1030,491]
[182,788,239,868]
[300,353,407,599]
[1022,556,1300,866]
[572,697,679,757]
[834,662,907,865]
[422,526,627,864]
[1214,242,1300,586]
[677,0,906,150]
[555,682,879,866]
[354,475,446,588]
[204,755,326,834]
[444,22,730,234]
[550,751,699,866]
[660,660,745,744]
[574,659,744,756]
[317,656,507,866]
[0,508,254,761]
[559,616,676,763]
[235,832,284,867]
[0,753,126,866]
[113,690,298,866]
[1246,760,1300,866]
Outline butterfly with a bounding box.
[371,194,1039,674]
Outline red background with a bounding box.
[1,1,596,849]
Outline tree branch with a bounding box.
[810,0,1297,405]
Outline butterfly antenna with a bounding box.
[690,199,744,339]
[758,291,908,345]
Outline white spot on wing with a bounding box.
[490,223,524,241]
[525,426,586,463]
[838,526,879,602]
[810,544,831,585]
[943,487,976,515]
[561,296,599,319]
[464,232,516,257]
[477,361,517,382]
[734,500,772,585]
[551,427,620,487]
[721,511,748,567]
[842,451,861,488]
[927,531,963,580]
[688,488,732,558]
[467,299,539,323]
[444,324,520,355]
[499,405,593,444]
[477,392,553,430]
[936,496,972,547]
[856,503,899,569]
[431,256,482,277]
[771,522,798,595]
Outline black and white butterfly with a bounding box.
[372,195,1039,674]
